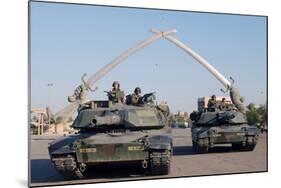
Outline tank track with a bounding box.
[232,135,258,151]
[52,155,84,180]
[192,138,209,154]
[149,150,171,175]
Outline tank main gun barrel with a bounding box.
[91,114,121,126]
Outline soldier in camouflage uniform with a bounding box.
[219,97,227,111]
[108,81,125,103]
[131,87,142,105]
[207,95,217,112]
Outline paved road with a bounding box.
[30,129,267,187]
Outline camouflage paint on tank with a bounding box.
[190,110,260,153]
[48,93,172,179]
[75,143,148,163]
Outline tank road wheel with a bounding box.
[52,155,85,180]
[149,150,171,175]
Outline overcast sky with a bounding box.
[30,2,267,113]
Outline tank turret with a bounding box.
[193,111,247,126]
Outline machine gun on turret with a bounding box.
[139,92,156,105]
[104,90,116,100]
[216,111,236,124]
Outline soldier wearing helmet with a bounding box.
[219,97,227,111]
[130,87,142,105]
[107,81,124,103]
[207,94,217,112]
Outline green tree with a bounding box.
[257,104,267,128]
[247,103,256,111]
[246,103,261,125]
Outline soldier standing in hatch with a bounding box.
[131,87,142,105]
[108,81,125,103]
[219,97,227,111]
[207,94,217,112]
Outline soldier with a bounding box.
[207,94,217,112]
[219,97,227,111]
[131,87,142,105]
[107,81,125,103]
[158,101,170,117]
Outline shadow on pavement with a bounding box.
[173,145,243,156]
[85,163,148,179]
[32,138,57,141]
[31,159,63,183]
[208,146,233,153]
[173,146,194,156]
[31,145,246,183]
[31,159,150,183]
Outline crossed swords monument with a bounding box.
[56,29,246,122]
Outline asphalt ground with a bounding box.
[30,128,267,187]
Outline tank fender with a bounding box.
[245,127,260,136]
[146,135,172,150]
[50,145,75,155]
[48,135,80,154]
[148,143,171,150]
[197,131,209,139]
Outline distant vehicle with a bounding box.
[48,93,172,179]
[190,109,260,154]
[171,122,188,129]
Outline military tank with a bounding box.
[48,93,172,179]
[190,109,260,154]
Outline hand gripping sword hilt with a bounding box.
[220,77,235,93]
[81,73,98,92]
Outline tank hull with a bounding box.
[192,125,259,144]
[48,129,172,179]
